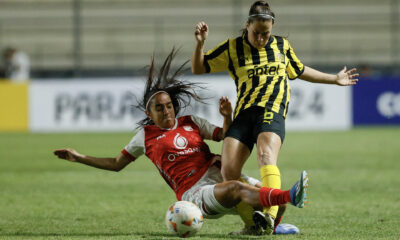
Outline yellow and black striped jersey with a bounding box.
[204,35,304,119]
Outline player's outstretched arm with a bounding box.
[53,148,131,172]
[299,66,359,86]
[191,21,208,75]
[217,96,233,140]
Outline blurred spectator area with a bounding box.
[0,0,399,77]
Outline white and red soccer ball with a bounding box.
[165,201,203,238]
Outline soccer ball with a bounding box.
[165,201,204,238]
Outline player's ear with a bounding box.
[145,110,152,119]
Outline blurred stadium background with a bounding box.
[0,0,399,132]
[0,1,399,239]
[0,0,399,77]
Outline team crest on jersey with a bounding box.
[173,133,188,149]
[277,53,285,63]
[183,126,193,131]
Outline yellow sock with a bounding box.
[260,165,281,218]
[236,177,255,227]
[236,201,255,227]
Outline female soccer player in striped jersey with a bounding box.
[54,49,308,236]
[192,0,358,234]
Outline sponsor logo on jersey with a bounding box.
[247,64,281,79]
[168,154,176,161]
[183,125,193,131]
[173,133,188,149]
[167,147,201,162]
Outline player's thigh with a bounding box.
[221,137,251,180]
[255,111,285,166]
[214,180,261,209]
[213,181,241,208]
[181,163,233,219]
[183,184,235,219]
[222,109,256,180]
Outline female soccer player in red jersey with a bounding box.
[192,0,358,234]
[54,49,308,236]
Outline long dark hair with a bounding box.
[242,1,275,37]
[137,48,206,126]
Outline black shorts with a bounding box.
[225,106,285,151]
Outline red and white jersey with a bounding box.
[121,115,222,200]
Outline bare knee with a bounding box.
[221,165,241,181]
[214,180,246,209]
[214,181,261,209]
[258,147,276,166]
[225,181,260,208]
[257,132,282,167]
[225,180,246,202]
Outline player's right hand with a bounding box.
[219,96,232,117]
[53,148,81,162]
[194,21,208,42]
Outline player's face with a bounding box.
[146,93,176,129]
[246,19,273,49]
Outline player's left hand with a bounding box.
[335,66,359,86]
[194,21,209,43]
[219,96,232,117]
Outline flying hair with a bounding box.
[137,48,206,126]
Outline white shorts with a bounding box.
[181,157,260,219]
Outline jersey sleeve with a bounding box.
[203,39,230,74]
[121,128,145,161]
[285,39,305,80]
[191,115,222,141]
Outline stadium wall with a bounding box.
[0,82,28,131]
[1,76,399,133]
[29,78,145,132]
[353,77,400,125]
[28,76,352,132]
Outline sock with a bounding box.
[260,165,281,218]
[236,177,256,227]
[259,187,291,207]
[236,201,255,227]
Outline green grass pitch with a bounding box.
[0,127,399,239]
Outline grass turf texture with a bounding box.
[0,127,399,240]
